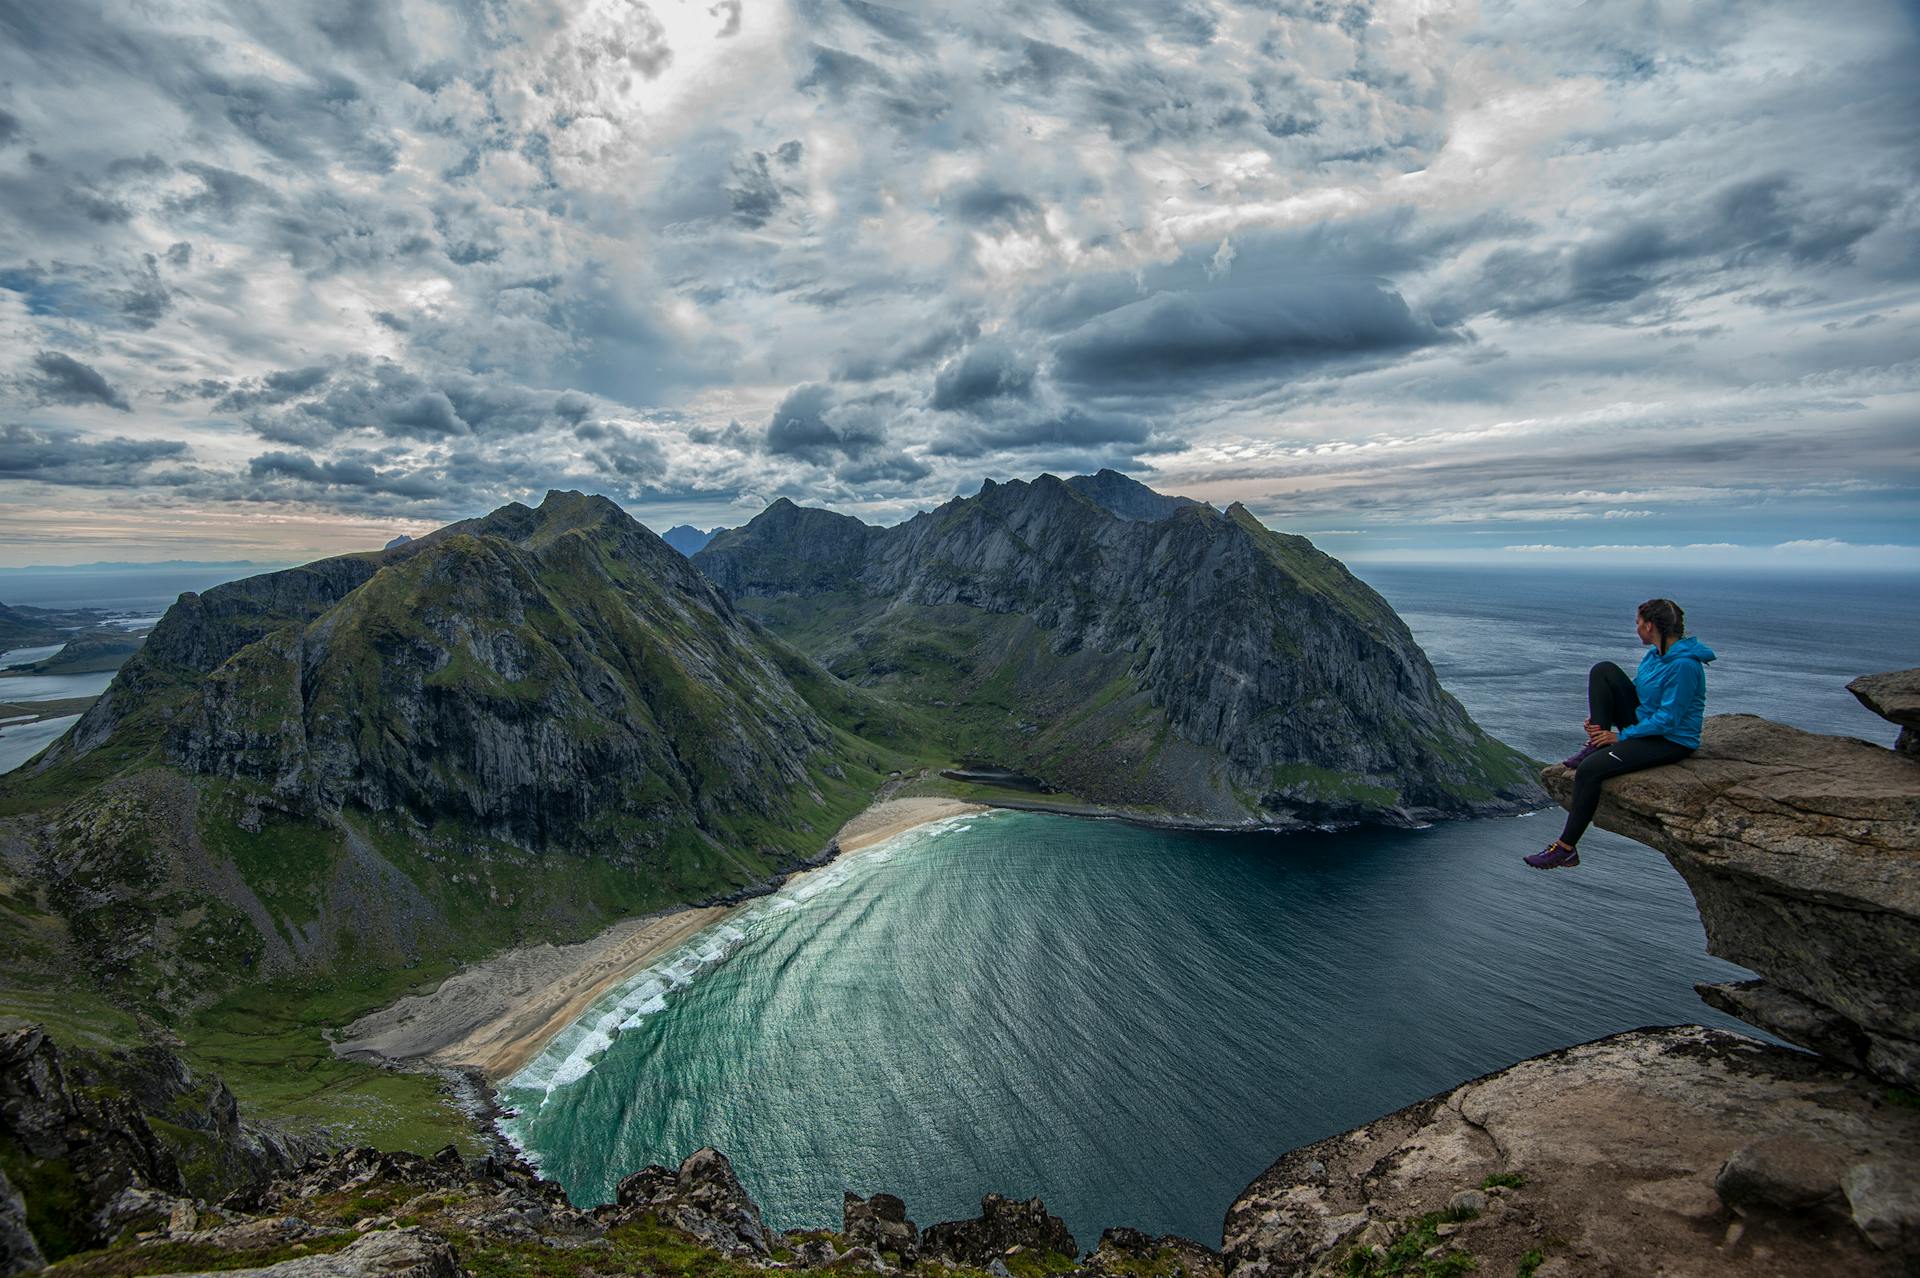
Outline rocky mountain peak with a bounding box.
[1064,468,1201,522]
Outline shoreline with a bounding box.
[332,795,985,1085]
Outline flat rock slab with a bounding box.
[1223,1027,1920,1278]
[1851,668,1920,755]
[1540,713,1920,1084]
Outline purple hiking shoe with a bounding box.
[1523,841,1580,869]
[1561,744,1600,769]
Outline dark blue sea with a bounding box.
[497,564,1919,1247]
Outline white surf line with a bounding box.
[498,810,1001,1110]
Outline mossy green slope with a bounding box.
[0,492,921,1144]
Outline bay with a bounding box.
[498,565,1920,1246]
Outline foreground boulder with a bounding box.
[612,1147,773,1257]
[1540,696,1920,1086]
[920,1192,1078,1268]
[1223,1026,1920,1277]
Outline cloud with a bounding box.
[0,423,188,485]
[1051,281,1454,391]
[25,351,130,411]
[928,340,1037,412]
[0,0,1914,561]
[763,382,887,462]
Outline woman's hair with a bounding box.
[1638,597,1686,642]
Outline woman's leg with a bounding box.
[1587,661,1639,731]
[1560,737,1694,847]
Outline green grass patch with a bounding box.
[1341,1211,1477,1278]
[46,1232,357,1278]
[1268,763,1398,809]
[1480,1172,1525,1190]
[1515,1250,1545,1278]
[181,971,482,1154]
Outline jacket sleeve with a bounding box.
[1620,661,1701,741]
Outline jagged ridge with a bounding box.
[697,472,1539,826]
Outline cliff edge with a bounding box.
[1225,670,1920,1275]
[1539,679,1919,1088]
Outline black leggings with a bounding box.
[1561,661,1694,846]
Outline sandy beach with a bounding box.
[332,795,984,1081]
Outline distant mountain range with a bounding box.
[660,525,728,556]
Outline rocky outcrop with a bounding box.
[1223,1026,1920,1277]
[843,1191,918,1263]
[1084,1226,1222,1278]
[1540,696,1920,1087]
[920,1193,1077,1269]
[0,1026,311,1266]
[697,473,1539,828]
[612,1147,773,1257]
[170,1229,462,1278]
[1852,667,1920,756]
[7,1119,1117,1278]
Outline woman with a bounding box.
[1525,598,1715,869]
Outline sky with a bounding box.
[1,0,1916,568]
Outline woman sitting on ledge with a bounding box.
[1526,598,1716,870]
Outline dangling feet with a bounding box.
[1523,840,1580,869]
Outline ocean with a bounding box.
[0,564,289,773]
[495,563,1919,1247]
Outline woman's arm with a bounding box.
[1619,661,1702,742]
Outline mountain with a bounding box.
[660,524,728,556]
[696,474,1539,826]
[6,491,907,1010]
[2,626,142,675]
[1063,469,1201,521]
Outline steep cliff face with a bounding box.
[1540,682,1920,1088]
[6,493,905,1010]
[698,474,1538,827]
[46,491,877,859]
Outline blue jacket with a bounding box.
[1619,636,1715,749]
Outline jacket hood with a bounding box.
[1660,636,1715,664]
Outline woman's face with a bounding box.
[1636,613,1659,645]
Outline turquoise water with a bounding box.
[497,565,1919,1246]
[498,808,1754,1245]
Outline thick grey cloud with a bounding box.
[26,351,130,411]
[0,422,187,484]
[928,340,1037,412]
[1052,281,1453,390]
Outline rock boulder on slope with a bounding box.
[1222,1026,1920,1278]
[1539,703,1920,1086]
